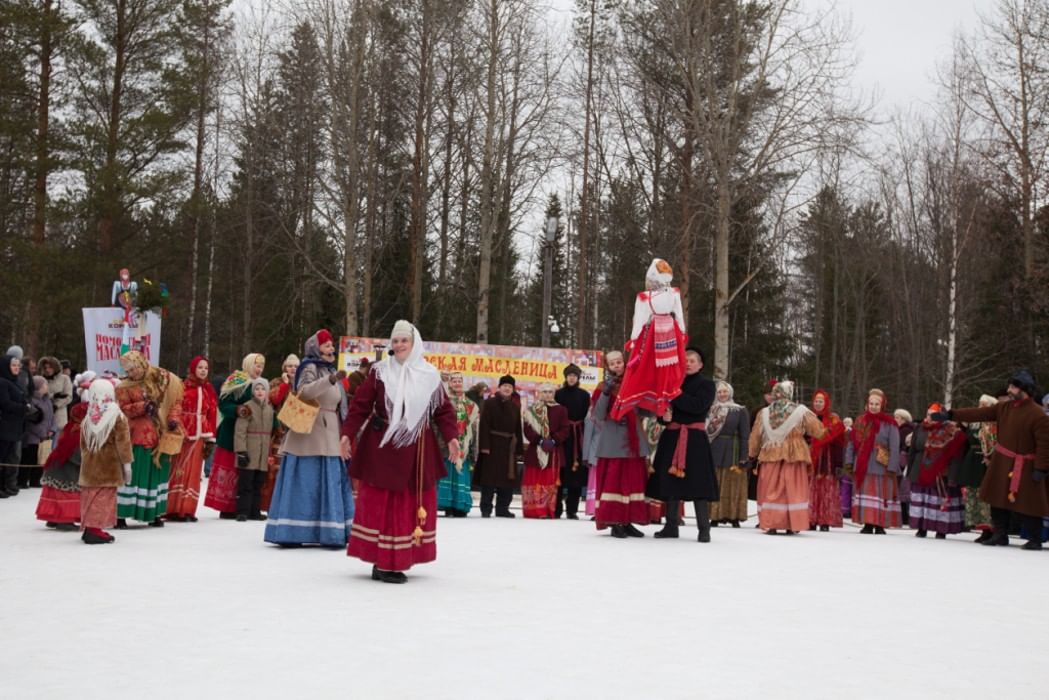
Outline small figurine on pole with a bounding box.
[111,268,139,355]
[610,258,688,421]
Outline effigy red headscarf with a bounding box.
[851,389,897,487]
[809,389,845,467]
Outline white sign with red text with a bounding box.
[82,307,162,375]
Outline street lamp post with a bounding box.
[541,215,557,347]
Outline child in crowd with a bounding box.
[234,378,274,522]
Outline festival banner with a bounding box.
[82,308,162,375]
[339,337,603,402]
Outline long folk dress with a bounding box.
[906,420,968,535]
[436,392,479,515]
[204,376,253,516]
[261,378,293,512]
[749,405,827,532]
[36,403,88,525]
[344,371,458,572]
[708,406,751,523]
[957,424,995,529]
[591,378,650,529]
[808,402,846,528]
[115,371,184,522]
[846,414,902,528]
[522,402,570,519]
[264,362,355,546]
[167,373,216,519]
[611,288,687,421]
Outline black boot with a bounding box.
[653,521,679,539]
[982,530,1010,546]
[860,524,874,534]
[874,526,887,535]
[610,524,628,538]
[116,518,128,530]
[695,500,711,543]
[623,523,645,538]
[915,530,927,538]
[973,530,993,544]
[149,518,164,527]
[730,520,741,528]
[1022,539,1043,551]
[371,565,407,583]
[767,529,779,535]
[819,525,830,532]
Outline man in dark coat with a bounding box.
[474,375,524,518]
[555,364,591,519]
[937,369,1049,550]
[651,348,718,542]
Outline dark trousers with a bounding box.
[666,499,711,533]
[992,506,1042,541]
[556,486,583,518]
[480,486,513,516]
[18,444,42,488]
[0,440,17,493]
[237,469,266,517]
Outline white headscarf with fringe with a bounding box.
[82,379,123,453]
[375,321,444,448]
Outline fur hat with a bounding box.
[563,363,582,378]
[498,375,515,388]
[1008,369,1039,398]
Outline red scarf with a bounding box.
[851,410,897,487]
[809,390,845,469]
[45,402,87,470]
[916,418,966,486]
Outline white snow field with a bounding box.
[1,488,1046,700]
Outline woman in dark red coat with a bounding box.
[342,321,461,584]
[522,382,570,518]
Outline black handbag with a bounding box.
[25,403,43,424]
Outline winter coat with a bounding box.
[589,379,649,460]
[523,403,570,470]
[473,395,524,488]
[651,371,719,501]
[23,394,55,445]
[555,384,591,487]
[953,398,1049,517]
[181,379,218,442]
[79,416,133,488]
[343,371,458,492]
[44,370,73,429]
[235,399,275,471]
[749,405,827,466]
[0,376,27,443]
[709,407,751,469]
[281,363,344,458]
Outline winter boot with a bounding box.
[860,524,874,534]
[695,500,711,543]
[623,523,645,538]
[610,524,628,538]
[915,530,927,538]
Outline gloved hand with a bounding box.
[144,401,157,416]
[237,405,253,419]
[1033,470,1047,483]
[237,452,250,468]
[329,370,348,385]
[167,419,179,432]
[122,463,132,484]
[541,438,556,451]
[930,410,952,422]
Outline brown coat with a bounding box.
[280,363,344,458]
[79,417,133,488]
[953,398,1049,517]
[235,399,275,471]
[748,406,827,465]
[474,395,524,488]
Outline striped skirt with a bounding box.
[594,457,650,529]
[348,483,436,572]
[437,457,474,514]
[852,473,902,528]
[710,466,749,522]
[264,454,355,546]
[756,461,810,532]
[117,446,169,522]
[909,482,964,534]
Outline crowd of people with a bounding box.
[2,260,1048,584]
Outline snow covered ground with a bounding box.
[2,486,1046,700]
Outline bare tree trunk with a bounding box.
[203,103,221,358]
[186,9,213,352]
[576,0,597,349]
[475,0,500,344]
[97,0,129,255]
[408,0,434,322]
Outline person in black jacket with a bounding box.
[0,354,29,498]
[651,348,718,542]
[554,364,591,519]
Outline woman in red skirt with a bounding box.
[342,321,460,584]
[522,383,569,518]
[167,356,217,522]
[611,258,687,421]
